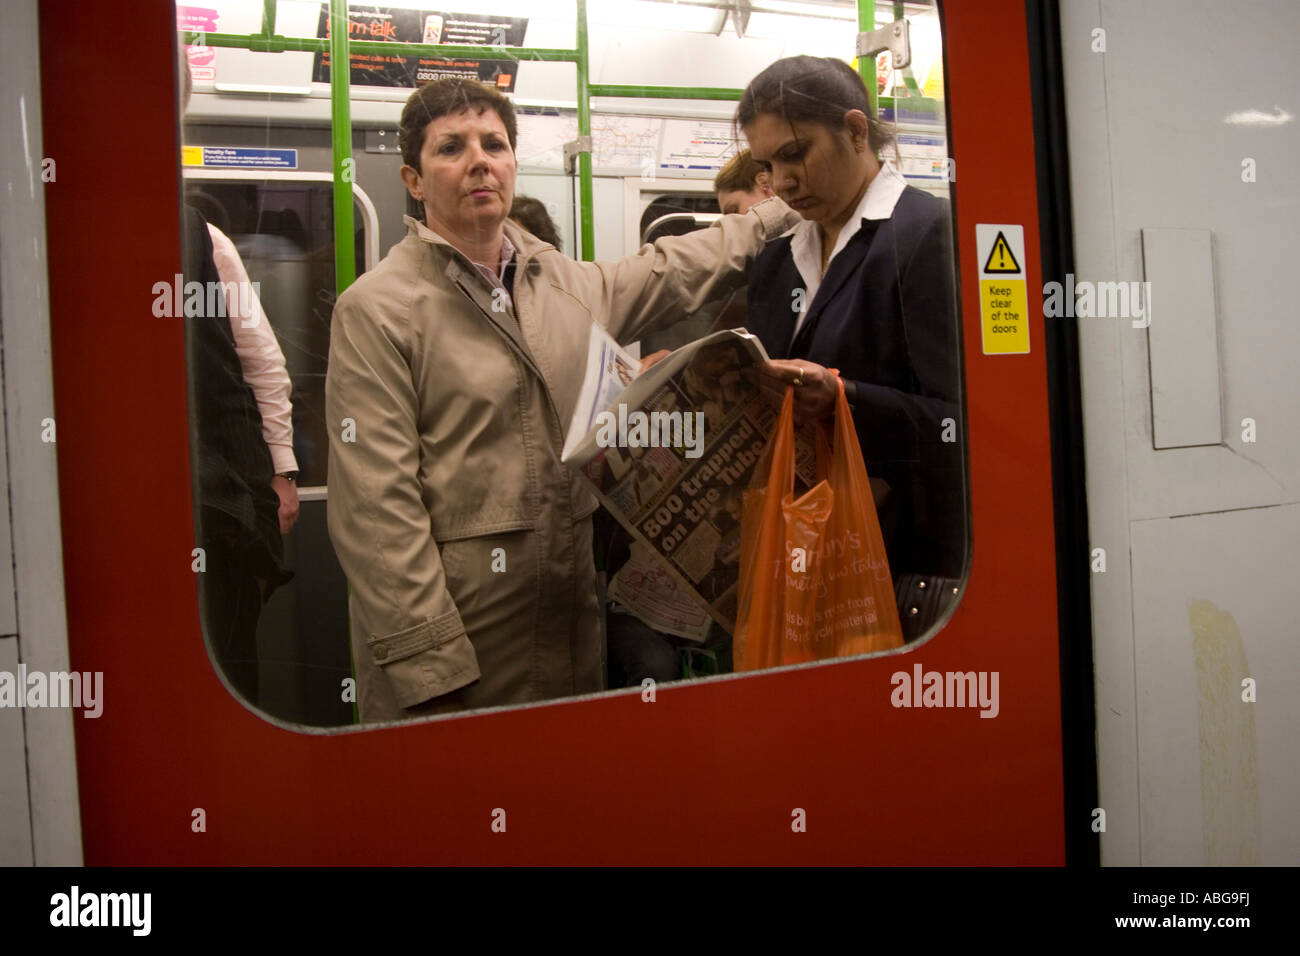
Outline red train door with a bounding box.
[41,0,1073,864]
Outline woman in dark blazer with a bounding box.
[738,56,965,633]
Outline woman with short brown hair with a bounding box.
[326,78,797,721]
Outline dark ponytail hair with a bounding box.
[735,55,894,157]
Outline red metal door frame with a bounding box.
[41,0,1062,864]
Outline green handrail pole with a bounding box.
[329,0,356,293]
[858,0,876,116]
[576,0,595,262]
[190,32,582,58]
[588,84,742,100]
[261,0,276,38]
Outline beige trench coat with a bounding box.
[326,198,797,722]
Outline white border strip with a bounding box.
[0,0,84,866]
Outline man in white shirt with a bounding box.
[181,47,298,534]
[206,222,300,534]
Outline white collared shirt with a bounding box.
[788,160,908,337]
[472,232,517,311]
[206,222,299,474]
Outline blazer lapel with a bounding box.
[762,253,802,357]
[790,220,881,354]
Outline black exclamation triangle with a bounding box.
[983,231,1021,274]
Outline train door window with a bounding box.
[175,0,964,730]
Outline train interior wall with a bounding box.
[1064,0,1300,864]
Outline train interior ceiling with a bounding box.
[0,0,1296,868]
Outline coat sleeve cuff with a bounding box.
[367,610,481,708]
[748,196,801,238]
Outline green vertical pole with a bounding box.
[261,0,276,38]
[858,0,876,116]
[328,0,358,722]
[576,0,595,262]
[330,0,356,293]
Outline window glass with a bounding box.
[177,0,964,729]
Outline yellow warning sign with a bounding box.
[976,224,1029,354]
[982,231,1021,274]
[980,279,1030,354]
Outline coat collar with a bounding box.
[402,215,558,406]
[403,214,553,268]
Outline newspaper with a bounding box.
[563,325,816,635]
[607,541,714,641]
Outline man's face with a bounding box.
[401,105,516,242]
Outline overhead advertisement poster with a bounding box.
[312,5,528,91]
[176,5,219,81]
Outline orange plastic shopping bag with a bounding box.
[734,380,903,670]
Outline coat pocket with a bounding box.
[437,527,539,631]
[436,528,543,703]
